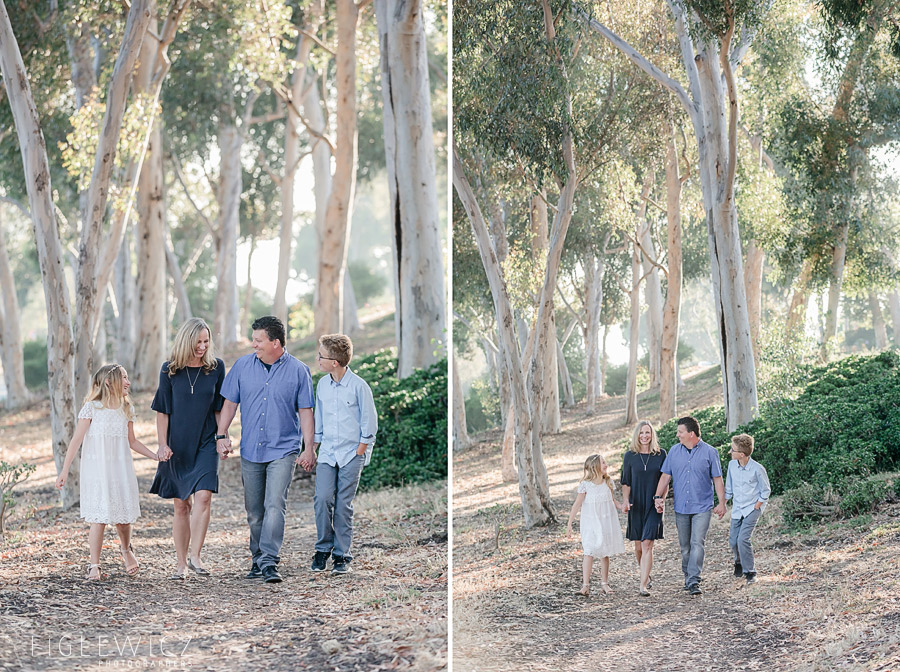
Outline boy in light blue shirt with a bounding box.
[725,433,771,585]
[311,334,378,575]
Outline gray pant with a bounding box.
[729,508,761,573]
[314,455,365,562]
[674,509,712,587]
[241,454,296,570]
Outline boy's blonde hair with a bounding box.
[629,420,661,454]
[168,317,218,376]
[582,454,613,491]
[85,364,134,418]
[319,334,353,367]
[732,433,754,456]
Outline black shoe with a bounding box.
[734,563,743,578]
[688,583,702,595]
[245,563,263,579]
[262,566,283,583]
[311,551,329,573]
[745,572,757,584]
[332,556,350,575]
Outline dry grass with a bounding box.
[452,372,900,672]
[0,387,447,671]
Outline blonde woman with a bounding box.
[150,318,226,580]
[620,421,668,596]
[57,365,165,579]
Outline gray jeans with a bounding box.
[674,509,712,587]
[729,508,761,573]
[241,454,296,570]
[314,455,365,562]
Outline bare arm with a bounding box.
[297,407,316,471]
[56,419,91,489]
[128,422,160,461]
[713,476,726,518]
[566,492,586,536]
[621,484,631,512]
[155,412,172,461]
[217,400,238,458]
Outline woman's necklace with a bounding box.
[639,451,650,471]
[186,366,201,394]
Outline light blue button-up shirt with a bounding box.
[314,367,378,468]
[221,351,314,463]
[725,457,771,519]
[661,440,723,514]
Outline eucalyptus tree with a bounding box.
[0,207,28,408]
[578,0,769,430]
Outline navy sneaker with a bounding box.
[245,563,263,579]
[311,551,329,573]
[332,556,350,575]
[688,583,702,595]
[262,566,283,583]
[745,572,757,585]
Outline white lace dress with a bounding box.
[78,401,141,524]
[578,480,626,558]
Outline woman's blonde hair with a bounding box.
[582,454,613,491]
[85,364,134,418]
[630,420,661,455]
[168,318,217,376]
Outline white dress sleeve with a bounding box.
[78,402,95,420]
[577,481,588,494]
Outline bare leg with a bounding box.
[115,523,138,574]
[173,497,192,572]
[189,490,212,568]
[580,555,594,595]
[87,523,105,579]
[599,556,612,592]
[640,540,654,591]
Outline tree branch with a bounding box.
[171,153,217,238]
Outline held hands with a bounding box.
[655,498,665,514]
[622,500,631,513]
[216,438,233,460]
[295,449,316,472]
[713,502,726,519]
[157,445,173,462]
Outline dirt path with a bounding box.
[0,393,447,671]
[452,377,900,672]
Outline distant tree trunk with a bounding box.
[115,231,137,369]
[821,222,850,361]
[215,122,241,347]
[625,240,640,427]
[376,0,446,377]
[165,221,192,323]
[0,213,29,408]
[641,222,663,388]
[744,239,764,361]
[786,258,813,340]
[316,0,358,338]
[584,255,606,413]
[600,323,609,396]
[659,128,683,424]
[132,102,167,390]
[452,355,470,450]
[454,148,552,526]
[557,339,575,408]
[343,274,361,334]
[888,290,900,346]
[0,0,78,505]
[870,292,887,350]
[530,193,560,433]
[241,238,257,339]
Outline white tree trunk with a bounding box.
[241,238,256,339]
[625,240,641,427]
[888,290,900,346]
[115,230,137,369]
[0,0,78,505]
[821,222,849,361]
[376,0,446,377]
[132,56,167,392]
[0,213,29,408]
[786,258,813,339]
[165,221,192,323]
[215,123,241,347]
[870,292,887,350]
[530,193,560,433]
[584,256,605,413]
[557,339,575,408]
[454,148,551,526]
[659,127,683,424]
[744,239,764,361]
[641,223,663,387]
[452,354,470,451]
[316,0,358,338]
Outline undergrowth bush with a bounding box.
[781,474,895,526]
[315,350,447,491]
[658,351,900,499]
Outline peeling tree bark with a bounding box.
[659,126,683,424]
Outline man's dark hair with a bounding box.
[677,416,701,437]
[251,316,286,348]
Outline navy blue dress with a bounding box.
[150,359,226,499]
[621,449,667,541]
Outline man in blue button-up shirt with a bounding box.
[654,416,726,595]
[217,316,315,584]
[310,334,377,575]
[725,433,770,585]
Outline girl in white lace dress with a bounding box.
[57,365,167,580]
[566,454,626,595]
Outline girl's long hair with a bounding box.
[630,420,661,455]
[168,318,217,376]
[582,454,613,491]
[85,364,134,418]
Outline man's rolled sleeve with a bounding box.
[358,384,378,445]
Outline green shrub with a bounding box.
[315,351,447,491]
[0,461,36,534]
[781,475,892,525]
[464,378,501,433]
[605,362,649,397]
[23,340,48,390]
[894,477,900,499]
[840,477,890,517]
